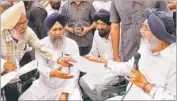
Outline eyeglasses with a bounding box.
[141,23,150,31]
[16,19,29,28]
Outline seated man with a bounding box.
[79,9,123,100]
[86,9,176,100]
[19,13,82,100]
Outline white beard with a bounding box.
[11,29,27,41]
[141,36,158,52]
[49,36,65,50]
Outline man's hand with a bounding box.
[57,57,76,67]
[125,68,153,94]
[59,93,68,101]
[84,56,108,67]
[50,66,73,79]
[3,62,17,72]
[81,27,90,35]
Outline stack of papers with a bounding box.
[72,56,105,76]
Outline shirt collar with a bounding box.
[5,30,25,44]
[4,30,13,42]
[152,43,176,59]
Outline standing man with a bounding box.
[61,0,96,56]
[24,1,47,39]
[110,1,169,62]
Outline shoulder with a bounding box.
[40,36,49,43]
[65,37,78,46]
[26,27,36,35]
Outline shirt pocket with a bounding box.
[118,2,134,25]
[79,7,90,22]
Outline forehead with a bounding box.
[51,21,63,29]
[97,20,106,24]
[18,14,26,22]
[142,19,150,29]
[51,0,60,3]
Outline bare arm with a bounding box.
[111,23,121,62]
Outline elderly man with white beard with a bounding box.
[19,13,82,100]
[85,9,176,100]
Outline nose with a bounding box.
[55,30,60,35]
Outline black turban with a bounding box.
[44,13,67,31]
[94,9,111,25]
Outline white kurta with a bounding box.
[82,30,119,90]
[19,37,82,100]
[92,1,112,12]
[107,42,176,100]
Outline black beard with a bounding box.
[51,3,60,10]
[98,30,109,38]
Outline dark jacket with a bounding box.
[25,1,47,39]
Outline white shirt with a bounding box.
[83,30,116,90]
[107,42,176,100]
[45,4,60,16]
[88,30,113,60]
[35,36,80,94]
[92,1,112,12]
[45,1,68,16]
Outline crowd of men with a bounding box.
[0,0,176,101]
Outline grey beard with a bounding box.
[49,36,65,50]
[11,29,27,40]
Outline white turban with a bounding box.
[1,1,26,31]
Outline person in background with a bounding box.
[24,1,47,39]
[92,0,112,12]
[0,1,11,14]
[61,0,96,56]
[168,1,176,28]
[45,0,61,16]
[110,1,169,62]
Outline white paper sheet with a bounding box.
[1,71,17,88]
[71,56,105,76]
[1,60,37,88]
